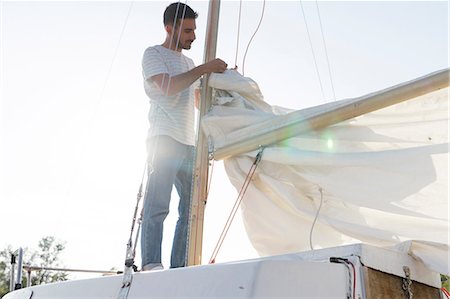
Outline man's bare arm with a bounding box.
[149,58,227,96]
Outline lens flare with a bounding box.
[326,138,334,150]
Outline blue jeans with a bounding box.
[141,136,194,269]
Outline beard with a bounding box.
[176,39,193,50]
[181,40,193,50]
[171,33,194,50]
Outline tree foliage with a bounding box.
[0,245,13,297]
[0,236,68,297]
[443,274,450,292]
[32,236,68,285]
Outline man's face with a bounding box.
[171,18,196,50]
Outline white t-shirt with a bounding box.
[142,45,198,146]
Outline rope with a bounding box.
[344,262,352,298]
[209,148,264,264]
[234,0,243,69]
[241,0,266,76]
[330,257,355,299]
[314,0,336,101]
[309,187,323,250]
[299,0,326,102]
[347,260,356,299]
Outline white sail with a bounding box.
[203,70,449,274]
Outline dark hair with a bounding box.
[163,2,198,27]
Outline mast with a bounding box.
[187,0,221,266]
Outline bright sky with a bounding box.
[0,0,448,279]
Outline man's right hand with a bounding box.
[203,58,227,74]
[151,58,228,96]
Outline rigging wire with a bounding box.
[314,0,337,101]
[67,1,134,205]
[209,148,264,264]
[309,187,323,250]
[233,0,243,69]
[205,159,215,200]
[99,2,134,107]
[299,0,326,102]
[124,161,148,270]
[164,0,188,96]
[118,160,146,298]
[241,0,266,76]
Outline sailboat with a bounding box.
[3,1,449,298]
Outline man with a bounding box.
[141,2,227,271]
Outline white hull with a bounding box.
[3,244,442,299]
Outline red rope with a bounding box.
[209,149,264,263]
[442,287,450,299]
